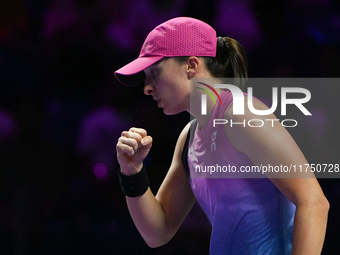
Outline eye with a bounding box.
[150,70,156,77]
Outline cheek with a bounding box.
[175,80,190,101]
[171,75,188,92]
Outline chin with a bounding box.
[163,107,184,116]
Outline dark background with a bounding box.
[0,0,339,254]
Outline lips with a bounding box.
[157,99,162,107]
[153,97,162,107]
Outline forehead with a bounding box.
[145,57,179,71]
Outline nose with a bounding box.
[143,82,154,95]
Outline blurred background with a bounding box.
[0,0,339,254]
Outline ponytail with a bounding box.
[174,37,248,90]
[204,37,248,90]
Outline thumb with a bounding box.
[141,136,152,149]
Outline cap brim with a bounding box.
[114,56,164,87]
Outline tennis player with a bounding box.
[115,17,329,254]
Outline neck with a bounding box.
[189,85,223,131]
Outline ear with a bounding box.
[186,56,199,78]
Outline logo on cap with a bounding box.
[143,42,148,52]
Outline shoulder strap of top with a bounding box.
[181,119,197,179]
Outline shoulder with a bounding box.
[177,121,193,154]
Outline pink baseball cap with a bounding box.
[114,17,217,86]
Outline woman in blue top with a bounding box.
[115,17,329,254]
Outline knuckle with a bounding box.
[131,139,138,148]
[117,137,125,143]
[116,144,122,153]
[129,127,147,137]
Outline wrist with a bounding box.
[120,163,143,176]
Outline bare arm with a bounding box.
[225,97,329,255]
[116,125,196,247]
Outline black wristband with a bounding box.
[118,165,150,197]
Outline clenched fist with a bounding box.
[116,128,153,176]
